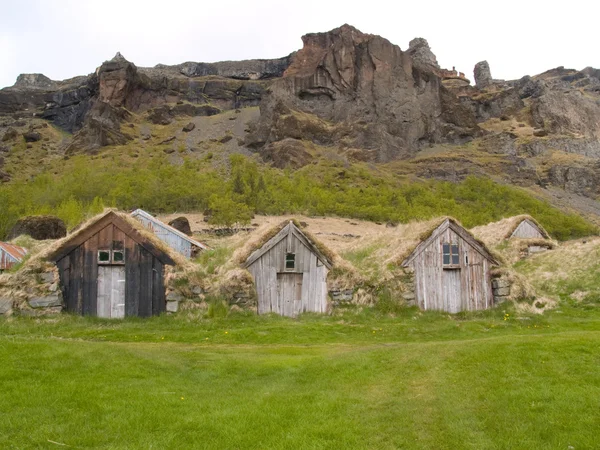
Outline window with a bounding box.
[285,253,296,270]
[442,243,459,266]
[112,250,125,264]
[98,249,125,265]
[98,250,111,264]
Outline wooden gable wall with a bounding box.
[408,224,494,313]
[57,222,166,317]
[511,220,545,239]
[247,226,329,317]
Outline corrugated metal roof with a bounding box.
[0,241,28,270]
[131,209,209,253]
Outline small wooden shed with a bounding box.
[0,241,27,272]
[47,211,180,318]
[401,218,499,313]
[131,209,208,259]
[471,215,554,259]
[507,217,549,240]
[244,221,332,317]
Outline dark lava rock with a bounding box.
[65,102,132,154]
[182,122,195,132]
[8,215,67,240]
[168,216,192,236]
[23,131,41,142]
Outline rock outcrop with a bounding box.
[247,24,479,162]
[8,215,67,240]
[168,217,193,236]
[474,61,493,88]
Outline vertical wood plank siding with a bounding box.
[409,224,494,313]
[510,220,545,239]
[247,225,329,317]
[57,222,170,318]
[131,210,205,258]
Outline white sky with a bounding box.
[1,0,598,89]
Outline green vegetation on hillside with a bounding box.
[0,153,595,240]
[1,306,599,449]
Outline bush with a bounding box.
[0,153,596,241]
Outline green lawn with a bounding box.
[1,306,599,449]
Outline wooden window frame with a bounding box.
[442,243,460,269]
[98,250,112,265]
[285,253,296,271]
[112,250,126,265]
[98,249,126,265]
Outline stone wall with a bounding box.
[492,277,512,304]
[0,265,63,316]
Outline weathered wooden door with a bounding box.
[443,269,462,313]
[276,273,303,317]
[97,266,126,318]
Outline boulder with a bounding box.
[182,122,195,132]
[168,216,193,236]
[23,131,41,142]
[147,105,173,125]
[474,61,493,88]
[166,301,179,313]
[8,215,67,240]
[29,295,62,308]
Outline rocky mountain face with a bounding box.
[246,25,479,162]
[0,24,599,215]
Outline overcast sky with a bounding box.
[1,0,598,89]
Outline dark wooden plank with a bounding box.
[125,236,140,317]
[138,248,153,317]
[57,257,71,312]
[82,232,99,316]
[152,258,165,315]
[68,245,84,315]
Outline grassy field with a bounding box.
[1,305,599,449]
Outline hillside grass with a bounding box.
[1,305,599,449]
[0,152,596,241]
[515,238,600,306]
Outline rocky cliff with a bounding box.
[246,25,478,162]
[0,24,599,215]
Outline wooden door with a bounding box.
[276,273,303,317]
[97,266,126,318]
[443,269,462,313]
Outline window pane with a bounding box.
[452,253,459,265]
[98,250,110,263]
[443,254,450,265]
[451,244,459,255]
[285,253,295,269]
[442,243,450,254]
[113,251,125,263]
